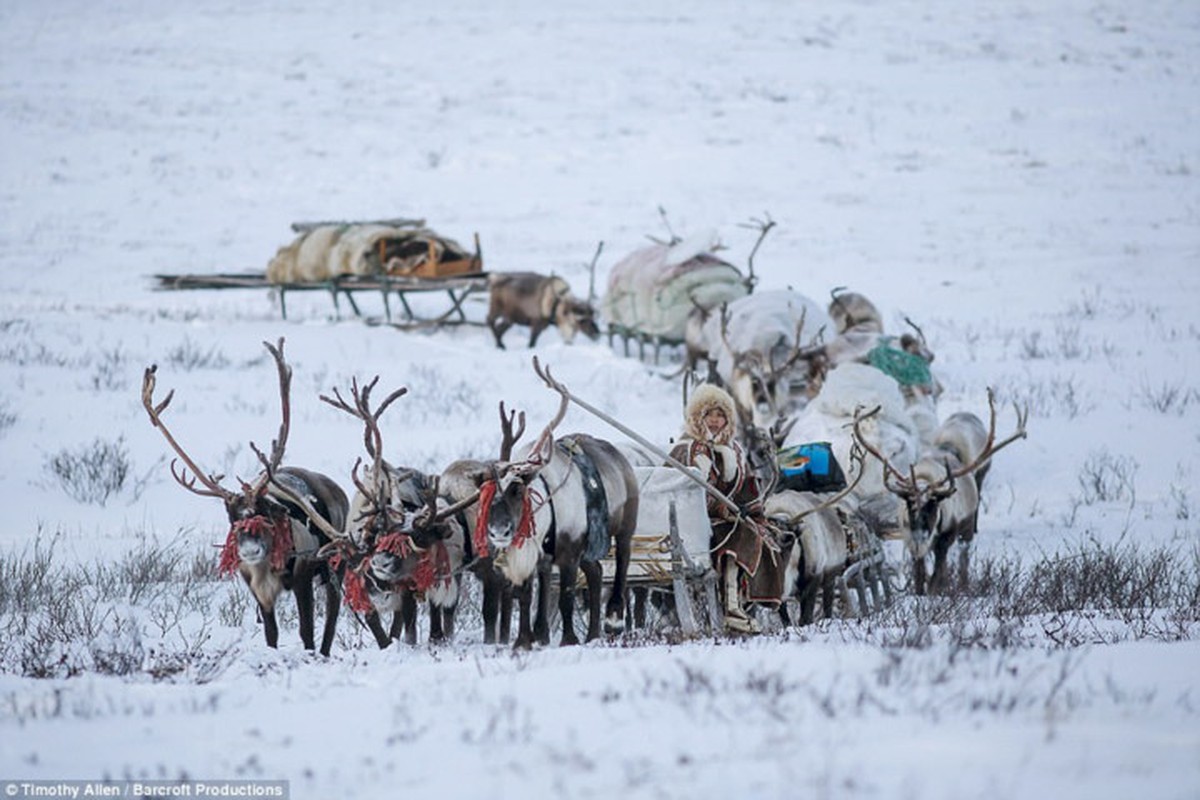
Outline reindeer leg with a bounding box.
[930,533,954,594]
[293,565,317,652]
[821,574,836,620]
[604,531,631,636]
[958,539,972,590]
[401,590,418,645]
[480,569,501,644]
[490,318,512,350]
[260,604,280,649]
[387,611,405,643]
[528,321,547,348]
[533,562,552,646]
[514,580,534,650]
[558,561,580,646]
[582,559,604,642]
[500,583,514,644]
[363,611,391,649]
[442,599,457,641]
[800,579,817,625]
[913,556,929,596]
[428,600,445,642]
[319,570,339,656]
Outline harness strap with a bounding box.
[539,472,557,556]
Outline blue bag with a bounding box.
[777,442,847,492]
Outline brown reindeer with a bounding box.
[486,271,600,349]
[853,391,1028,594]
[141,338,348,655]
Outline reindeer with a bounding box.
[742,429,886,625]
[447,358,638,648]
[437,402,527,645]
[708,289,833,428]
[302,377,469,647]
[486,271,600,349]
[852,391,1028,594]
[141,339,348,656]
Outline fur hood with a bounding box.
[683,383,738,445]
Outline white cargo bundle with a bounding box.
[601,233,749,339]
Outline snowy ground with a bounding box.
[1,0,1198,798]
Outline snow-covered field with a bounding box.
[1,1,1197,797]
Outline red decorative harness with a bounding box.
[334,533,455,614]
[472,479,535,558]
[217,515,293,576]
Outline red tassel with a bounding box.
[216,527,240,576]
[376,531,414,558]
[513,491,534,549]
[473,480,498,558]
[341,567,374,613]
[217,515,293,576]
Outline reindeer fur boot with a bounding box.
[722,559,759,634]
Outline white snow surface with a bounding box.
[1,0,1198,798]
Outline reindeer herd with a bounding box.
[141,279,1026,655]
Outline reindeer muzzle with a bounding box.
[237,537,270,566]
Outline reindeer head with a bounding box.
[720,304,826,428]
[555,297,601,344]
[827,288,883,335]
[478,366,567,554]
[142,338,307,575]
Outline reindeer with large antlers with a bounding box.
[141,338,349,656]
[853,390,1029,594]
[444,359,638,648]
[706,289,833,428]
[310,377,470,647]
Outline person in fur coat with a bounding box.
[669,383,785,633]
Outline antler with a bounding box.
[322,376,410,530]
[141,364,235,501]
[851,405,915,495]
[737,213,775,292]
[411,475,442,529]
[498,401,527,460]
[944,388,1029,481]
[526,356,572,468]
[320,376,408,465]
[248,338,293,496]
[769,307,830,378]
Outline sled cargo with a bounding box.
[152,218,488,326]
[601,232,751,364]
[600,466,724,634]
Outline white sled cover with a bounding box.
[601,234,749,339]
[266,224,474,283]
[609,466,714,583]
